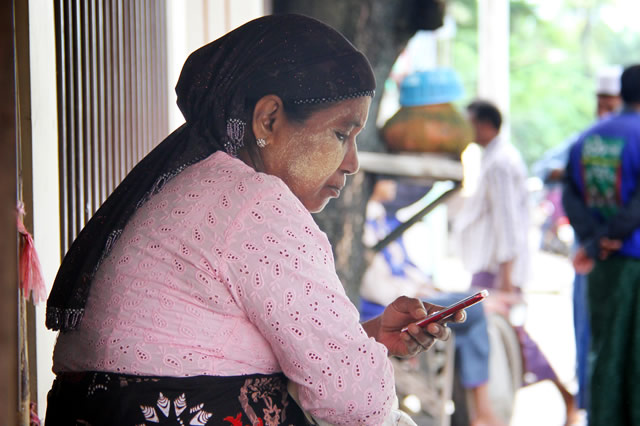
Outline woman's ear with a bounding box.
[252,95,284,141]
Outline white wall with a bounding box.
[28,0,60,420]
[166,0,265,132]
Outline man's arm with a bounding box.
[498,260,515,293]
[561,156,602,240]
[606,175,640,239]
[562,149,608,259]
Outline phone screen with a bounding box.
[401,289,489,332]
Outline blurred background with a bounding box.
[2,0,639,424]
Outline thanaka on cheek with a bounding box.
[287,132,343,191]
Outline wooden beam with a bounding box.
[14,0,39,419]
[358,151,463,182]
[0,0,20,423]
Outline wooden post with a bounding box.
[0,0,20,423]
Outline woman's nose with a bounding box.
[341,140,359,175]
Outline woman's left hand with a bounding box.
[364,296,465,358]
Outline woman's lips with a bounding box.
[327,185,343,197]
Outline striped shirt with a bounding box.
[453,137,530,287]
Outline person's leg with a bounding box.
[552,378,580,426]
[572,272,590,411]
[513,325,579,424]
[514,324,557,384]
[426,293,505,426]
[426,293,490,388]
[469,383,507,426]
[588,257,636,426]
[628,259,640,426]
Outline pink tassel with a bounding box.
[30,402,41,426]
[16,202,47,305]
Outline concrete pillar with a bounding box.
[477,0,510,133]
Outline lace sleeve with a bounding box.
[221,178,395,425]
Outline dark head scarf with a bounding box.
[47,14,375,331]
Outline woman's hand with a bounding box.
[362,296,465,358]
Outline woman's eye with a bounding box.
[335,131,347,142]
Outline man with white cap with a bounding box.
[533,67,622,184]
[595,65,623,118]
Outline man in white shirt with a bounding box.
[454,100,579,424]
[454,100,529,291]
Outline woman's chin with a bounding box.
[306,197,333,214]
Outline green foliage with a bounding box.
[449,0,640,168]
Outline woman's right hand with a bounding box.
[363,296,465,358]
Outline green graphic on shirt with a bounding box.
[581,134,624,218]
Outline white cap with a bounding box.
[596,65,622,96]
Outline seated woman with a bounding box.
[360,178,506,426]
[44,14,461,426]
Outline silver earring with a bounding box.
[256,138,267,148]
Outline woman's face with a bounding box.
[261,97,371,213]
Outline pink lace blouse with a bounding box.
[53,151,395,424]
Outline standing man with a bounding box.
[455,100,578,424]
[455,100,529,293]
[595,65,624,119]
[533,65,623,415]
[563,64,640,426]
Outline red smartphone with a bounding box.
[401,289,489,332]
